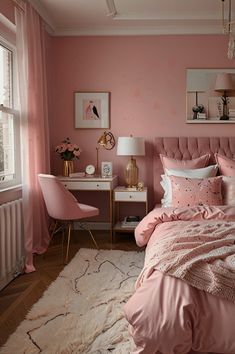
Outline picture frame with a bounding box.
[101,161,113,177]
[186,68,235,124]
[75,92,110,129]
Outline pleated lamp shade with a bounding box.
[214,73,234,92]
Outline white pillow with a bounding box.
[222,176,235,205]
[160,165,218,207]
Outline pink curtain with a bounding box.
[15,1,51,272]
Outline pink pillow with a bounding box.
[215,153,235,176]
[169,175,223,207]
[222,176,235,205]
[160,154,210,170]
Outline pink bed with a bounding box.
[124,137,235,354]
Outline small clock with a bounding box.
[85,164,95,175]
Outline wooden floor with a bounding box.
[0,229,140,348]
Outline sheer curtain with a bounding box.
[15,0,51,272]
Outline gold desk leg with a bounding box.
[65,222,72,264]
[109,189,113,244]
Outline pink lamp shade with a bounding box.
[214,73,234,92]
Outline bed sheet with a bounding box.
[124,205,235,354]
[124,269,235,354]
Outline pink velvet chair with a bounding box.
[38,174,99,263]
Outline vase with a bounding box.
[125,157,138,187]
[63,160,74,177]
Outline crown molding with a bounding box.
[0,14,16,33]
[28,0,55,34]
[52,21,223,37]
[27,0,227,37]
[113,13,223,21]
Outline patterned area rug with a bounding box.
[0,248,144,354]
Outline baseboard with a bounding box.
[74,222,110,230]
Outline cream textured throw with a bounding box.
[140,220,235,303]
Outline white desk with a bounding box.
[58,175,118,242]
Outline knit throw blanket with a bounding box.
[136,208,235,303]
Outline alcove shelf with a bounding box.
[187,119,235,124]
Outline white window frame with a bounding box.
[0,36,21,190]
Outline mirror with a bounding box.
[186,68,235,123]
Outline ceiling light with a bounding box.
[106,0,117,17]
[221,0,235,59]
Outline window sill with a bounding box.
[0,184,22,193]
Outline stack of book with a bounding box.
[197,113,207,120]
[121,216,140,228]
[69,172,85,177]
[229,109,235,120]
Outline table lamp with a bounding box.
[117,136,145,187]
[214,72,234,120]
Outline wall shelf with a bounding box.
[187,120,235,124]
[186,68,235,124]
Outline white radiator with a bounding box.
[0,199,25,291]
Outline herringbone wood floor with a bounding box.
[0,230,140,347]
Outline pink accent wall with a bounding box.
[1,1,235,211]
[48,35,235,208]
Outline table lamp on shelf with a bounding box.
[117,136,145,188]
[214,72,234,120]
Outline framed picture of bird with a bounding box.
[75,92,110,129]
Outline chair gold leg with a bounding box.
[88,229,99,249]
[43,220,59,260]
[61,227,65,263]
[50,220,58,242]
[65,222,72,264]
[50,220,64,243]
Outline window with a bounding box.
[0,39,21,189]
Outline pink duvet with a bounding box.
[124,205,235,354]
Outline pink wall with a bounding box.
[48,35,235,208]
[1,3,235,211]
[0,0,15,23]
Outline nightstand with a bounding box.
[113,186,148,241]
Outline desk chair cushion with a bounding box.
[38,174,99,221]
[79,203,99,218]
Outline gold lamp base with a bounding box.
[125,157,138,187]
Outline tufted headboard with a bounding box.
[154,137,235,203]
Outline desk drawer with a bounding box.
[114,191,147,202]
[61,181,111,191]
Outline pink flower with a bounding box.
[59,143,67,152]
[73,150,81,157]
[67,144,74,151]
[55,138,81,160]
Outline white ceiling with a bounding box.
[30,0,235,36]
